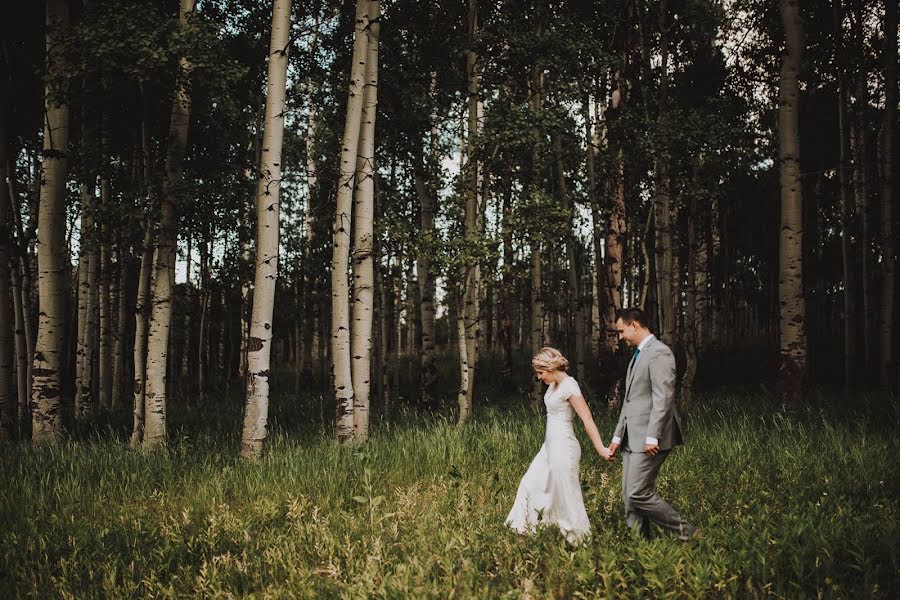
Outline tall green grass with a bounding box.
[2,392,897,598]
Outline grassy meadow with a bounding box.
[2,383,898,598]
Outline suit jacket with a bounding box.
[613,335,684,451]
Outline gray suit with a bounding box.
[613,335,696,540]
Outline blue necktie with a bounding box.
[630,348,641,372]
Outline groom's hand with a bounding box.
[644,443,659,456]
[608,442,619,459]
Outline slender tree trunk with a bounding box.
[879,0,896,390]
[332,0,370,443]
[7,153,29,433]
[653,0,675,344]
[681,182,700,404]
[853,74,873,377]
[12,158,37,411]
[240,0,292,458]
[31,0,71,441]
[350,0,380,442]
[0,139,13,439]
[555,135,585,382]
[777,0,807,402]
[111,251,127,410]
[499,168,514,379]
[99,184,113,412]
[530,245,543,411]
[131,227,153,447]
[459,0,483,422]
[528,6,546,411]
[601,62,628,411]
[414,163,437,408]
[456,289,470,422]
[198,239,210,403]
[143,0,196,448]
[300,23,318,385]
[75,161,94,421]
[379,254,390,412]
[240,98,260,388]
[12,252,28,434]
[181,234,191,383]
[583,96,603,359]
[834,0,858,390]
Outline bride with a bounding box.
[505,347,612,543]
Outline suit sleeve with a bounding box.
[612,399,627,441]
[646,345,676,441]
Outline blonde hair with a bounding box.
[531,347,569,372]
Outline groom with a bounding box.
[607,307,700,541]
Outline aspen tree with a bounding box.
[350,0,380,442]
[332,0,370,443]
[653,0,675,344]
[241,0,292,458]
[459,0,483,421]
[32,0,71,441]
[777,0,807,401]
[143,0,196,448]
[131,228,153,446]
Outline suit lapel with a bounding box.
[625,337,653,399]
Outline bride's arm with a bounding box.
[569,394,612,459]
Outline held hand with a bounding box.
[597,446,612,461]
[608,442,619,459]
[644,443,659,456]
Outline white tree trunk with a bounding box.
[74,179,91,417]
[332,0,371,443]
[99,187,113,412]
[583,97,603,358]
[240,0,292,459]
[143,0,196,448]
[350,0,380,443]
[456,292,470,422]
[31,0,71,442]
[777,0,807,401]
[131,227,154,447]
[111,252,127,410]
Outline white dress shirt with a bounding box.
[611,334,659,448]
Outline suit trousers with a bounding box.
[621,449,696,540]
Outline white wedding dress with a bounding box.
[505,376,591,543]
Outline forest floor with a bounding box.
[2,388,898,598]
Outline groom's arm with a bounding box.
[646,346,676,450]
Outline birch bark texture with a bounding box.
[31,0,71,442]
[241,0,292,459]
[777,0,807,401]
[143,0,196,449]
[131,228,154,447]
[350,0,380,442]
[459,0,482,423]
[333,0,371,443]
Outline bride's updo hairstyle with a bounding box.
[532,347,570,372]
